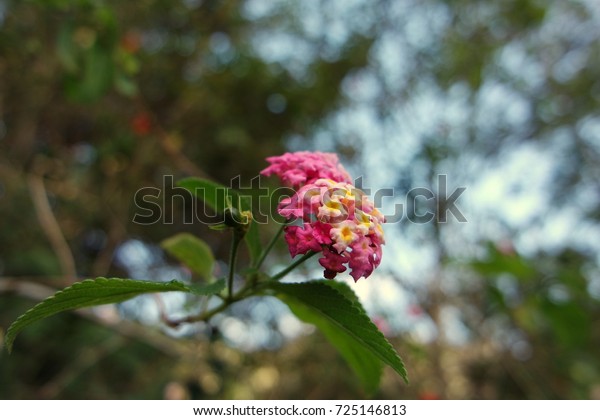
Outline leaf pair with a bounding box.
[4,276,408,392]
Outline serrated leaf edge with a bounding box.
[4,277,224,353]
[270,280,408,383]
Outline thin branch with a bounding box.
[253,222,286,271]
[227,230,243,301]
[153,293,170,325]
[27,173,77,283]
[270,251,317,282]
[164,300,229,328]
[0,277,59,300]
[165,281,267,328]
[91,217,127,277]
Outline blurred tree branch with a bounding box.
[26,173,77,284]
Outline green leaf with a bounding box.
[244,220,262,266]
[161,233,214,280]
[284,292,383,393]
[177,177,261,261]
[177,178,246,214]
[4,277,225,353]
[325,280,363,308]
[186,279,226,296]
[268,281,408,392]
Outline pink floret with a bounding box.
[319,247,350,279]
[261,151,352,188]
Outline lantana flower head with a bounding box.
[277,179,385,281]
[260,151,352,188]
[262,152,385,282]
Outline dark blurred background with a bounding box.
[1,0,600,399]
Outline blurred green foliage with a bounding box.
[1,0,599,399]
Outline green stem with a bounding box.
[166,231,315,327]
[167,281,268,327]
[227,230,243,301]
[270,251,317,282]
[253,222,286,271]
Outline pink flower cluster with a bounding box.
[260,151,352,188]
[261,152,385,281]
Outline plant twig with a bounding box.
[253,222,286,271]
[227,230,243,301]
[270,251,317,282]
[165,280,269,327]
[27,173,77,283]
